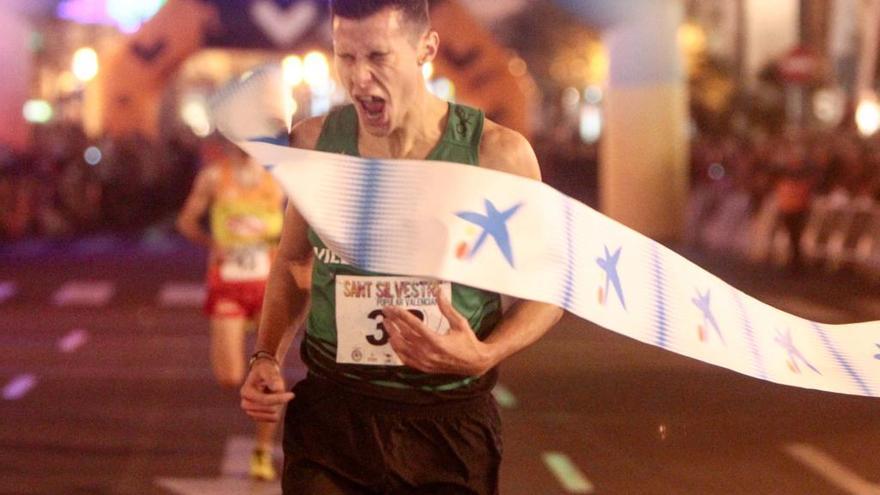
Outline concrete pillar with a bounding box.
[555,0,689,241]
[0,6,33,151]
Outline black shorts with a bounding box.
[282,374,503,495]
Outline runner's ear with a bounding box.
[418,29,439,67]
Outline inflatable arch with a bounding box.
[98,0,536,139]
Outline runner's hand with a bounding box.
[383,294,494,376]
[240,359,293,423]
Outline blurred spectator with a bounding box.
[0,155,33,240]
[1,104,878,283]
[0,123,202,242]
[685,124,880,278]
[770,135,817,271]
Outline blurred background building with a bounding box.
[0,0,878,279]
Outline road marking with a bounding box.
[156,436,282,494]
[158,282,206,308]
[542,451,594,493]
[141,229,180,253]
[0,281,16,304]
[785,443,880,495]
[52,281,115,307]
[491,383,518,409]
[57,329,89,353]
[3,374,37,401]
[155,477,280,495]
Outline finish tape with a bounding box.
[213,66,880,397]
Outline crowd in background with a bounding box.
[3,119,880,277]
[686,128,880,274]
[0,123,199,240]
[0,120,601,243]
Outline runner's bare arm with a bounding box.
[479,119,543,181]
[175,167,217,248]
[256,117,324,361]
[242,117,326,422]
[475,120,563,367]
[252,115,325,360]
[383,120,564,376]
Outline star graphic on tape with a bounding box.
[775,328,821,375]
[456,199,523,267]
[692,288,725,344]
[597,245,626,310]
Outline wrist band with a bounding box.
[248,350,279,370]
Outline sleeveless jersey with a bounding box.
[209,160,284,281]
[303,103,503,403]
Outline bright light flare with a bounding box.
[282,55,304,87]
[23,100,53,124]
[428,78,455,101]
[579,105,602,143]
[72,47,99,82]
[303,51,330,89]
[562,86,580,109]
[856,97,880,137]
[422,61,434,81]
[181,97,212,137]
[84,146,102,166]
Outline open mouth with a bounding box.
[355,95,387,125]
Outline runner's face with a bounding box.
[333,8,432,136]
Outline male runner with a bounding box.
[240,1,564,493]
[176,137,286,480]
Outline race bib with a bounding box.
[335,276,452,366]
[219,245,271,282]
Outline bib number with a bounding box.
[365,308,425,347]
[219,245,271,282]
[335,276,451,366]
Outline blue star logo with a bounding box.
[456,199,523,268]
[692,289,725,344]
[775,328,821,375]
[597,245,626,310]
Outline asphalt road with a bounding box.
[1,236,879,495]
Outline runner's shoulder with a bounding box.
[479,119,541,181]
[290,115,328,150]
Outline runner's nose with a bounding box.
[352,60,374,89]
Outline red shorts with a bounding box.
[204,267,267,319]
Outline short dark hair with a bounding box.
[330,0,430,31]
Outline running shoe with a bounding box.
[249,448,277,481]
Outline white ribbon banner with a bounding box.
[212,67,880,397]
